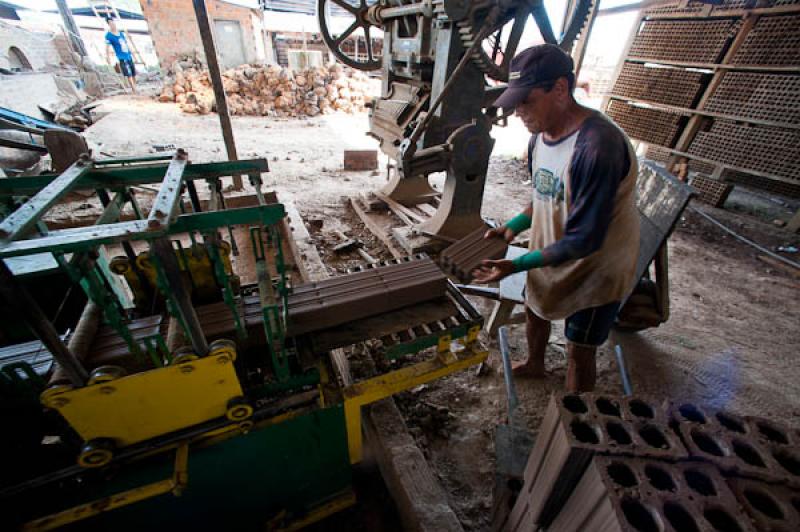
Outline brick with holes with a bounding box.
[677,423,786,484]
[501,394,687,531]
[547,455,754,532]
[728,477,800,532]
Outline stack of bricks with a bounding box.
[690,175,733,207]
[287,255,447,335]
[439,225,508,283]
[498,392,800,531]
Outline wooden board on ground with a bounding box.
[349,196,404,259]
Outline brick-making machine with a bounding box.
[0,151,489,530]
[316,0,592,246]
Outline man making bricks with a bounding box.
[472,44,640,392]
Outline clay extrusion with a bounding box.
[439,224,509,282]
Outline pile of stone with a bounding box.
[158,61,374,118]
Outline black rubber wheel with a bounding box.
[317,0,382,71]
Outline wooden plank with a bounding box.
[375,191,427,224]
[643,2,800,20]
[607,94,800,131]
[349,196,404,259]
[417,202,438,217]
[624,57,800,73]
[668,149,799,186]
[283,200,323,283]
[365,400,464,532]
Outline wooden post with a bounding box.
[56,0,87,57]
[192,0,243,190]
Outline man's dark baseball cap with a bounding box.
[493,44,575,111]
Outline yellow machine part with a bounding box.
[342,325,487,464]
[112,241,234,302]
[42,352,243,447]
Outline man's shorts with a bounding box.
[119,58,136,78]
[564,301,621,346]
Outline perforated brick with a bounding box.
[439,224,508,282]
[704,72,800,126]
[628,19,740,63]
[728,477,800,532]
[548,455,755,532]
[687,119,800,182]
[690,175,734,207]
[746,416,798,448]
[678,423,787,483]
[611,62,706,108]
[669,402,755,435]
[502,394,687,531]
[731,14,800,66]
[606,100,685,146]
[645,144,672,163]
[563,393,670,425]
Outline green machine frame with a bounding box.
[0,151,487,531]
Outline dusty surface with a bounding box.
[75,96,800,531]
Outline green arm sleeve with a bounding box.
[504,213,532,235]
[511,249,544,273]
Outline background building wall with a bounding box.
[138,0,264,69]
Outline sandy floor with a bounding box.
[81,96,800,531]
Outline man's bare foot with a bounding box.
[511,360,545,378]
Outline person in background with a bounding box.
[105,18,137,93]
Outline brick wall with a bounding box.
[138,0,264,69]
[0,22,64,71]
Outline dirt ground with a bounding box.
[78,96,799,531]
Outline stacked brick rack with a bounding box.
[603,0,800,200]
[439,225,508,283]
[497,392,800,531]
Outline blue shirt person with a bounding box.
[105,19,137,93]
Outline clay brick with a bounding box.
[505,394,687,530]
[439,225,508,282]
[548,455,754,532]
[690,175,733,208]
[728,477,800,532]
[570,393,669,425]
[343,150,378,171]
[746,416,797,449]
[287,256,447,335]
[677,423,785,483]
[669,402,752,437]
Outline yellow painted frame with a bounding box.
[42,352,243,447]
[342,326,487,463]
[23,444,189,531]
